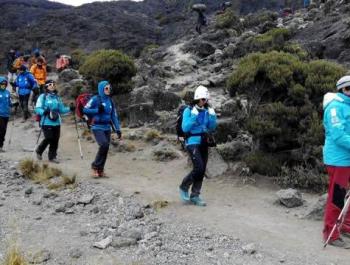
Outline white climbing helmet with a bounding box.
[336,76,350,90]
[194,85,210,100]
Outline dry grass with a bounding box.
[151,200,169,211]
[19,159,76,190]
[2,246,27,265]
[145,129,162,142]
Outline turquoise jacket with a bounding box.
[323,92,350,166]
[35,92,70,126]
[83,81,121,132]
[0,77,12,118]
[182,106,217,146]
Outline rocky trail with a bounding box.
[0,115,348,265]
[2,1,350,263]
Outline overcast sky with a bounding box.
[49,0,142,6]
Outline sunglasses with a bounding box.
[104,85,111,90]
[344,87,350,91]
[47,82,55,87]
[200,98,208,101]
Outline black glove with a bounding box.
[98,104,105,113]
[69,103,76,112]
[116,130,122,139]
[12,102,19,107]
[43,109,50,116]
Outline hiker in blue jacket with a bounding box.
[0,77,18,152]
[15,65,37,121]
[179,85,217,206]
[35,80,75,163]
[83,80,122,178]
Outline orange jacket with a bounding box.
[30,64,47,85]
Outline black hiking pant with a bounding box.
[180,144,208,197]
[36,125,60,160]
[92,130,111,171]
[0,116,9,148]
[19,94,31,120]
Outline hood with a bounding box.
[97,80,109,98]
[323,92,344,109]
[0,76,7,84]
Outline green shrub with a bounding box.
[305,60,346,106]
[70,49,87,70]
[250,28,292,52]
[215,9,241,30]
[243,10,278,28]
[227,50,346,191]
[79,49,137,95]
[243,152,281,176]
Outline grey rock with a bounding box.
[217,139,252,161]
[32,197,42,206]
[59,69,80,82]
[77,194,95,205]
[304,193,327,220]
[25,187,33,195]
[69,248,82,259]
[276,189,303,208]
[111,237,137,248]
[206,149,229,178]
[65,201,75,208]
[28,249,51,264]
[121,229,142,241]
[152,91,181,111]
[242,243,256,255]
[55,205,66,213]
[127,103,158,127]
[93,236,113,249]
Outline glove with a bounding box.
[208,107,216,115]
[98,104,105,113]
[43,109,50,116]
[116,130,122,139]
[12,102,19,107]
[191,107,199,116]
[69,103,76,112]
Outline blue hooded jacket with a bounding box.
[35,91,70,126]
[15,70,37,96]
[83,81,121,132]
[182,105,217,146]
[323,92,350,166]
[0,77,12,118]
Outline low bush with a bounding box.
[79,49,136,95]
[226,51,346,190]
[2,245,27,265]
[215,9,241,30]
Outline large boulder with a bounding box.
[215,118,239,143]
[59,69,80,82]
[206,148,229,178]
[217,138,252,161]
[127,103,158,127]
[303,193,327,221]
[276,189,303,208]
[152,91,181,111]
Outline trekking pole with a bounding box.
[73,114,84,160]
[324,190,350,248]
[32,115,47,158]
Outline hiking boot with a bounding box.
[329,238,350,249]
[97,170,106,178]
[92,169,99,178]
[190,196,207,207]
[49,158,60,164]
[179,187,190,202]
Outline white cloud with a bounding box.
[49,0,142,7]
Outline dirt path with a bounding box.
[2,118,350,264]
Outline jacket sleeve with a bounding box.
[8,92,12,108]
[207,111,217,132]
[325,105,350,150]
[58,98,70,115]
[35,94,45,116]
[30,65,35,75]
[83,97,98,115]
[182,107,197,133]
[28,73,37,89]
[111,102,121,132]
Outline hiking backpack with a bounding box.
[176,105,191,138]
[75,93,94,126]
